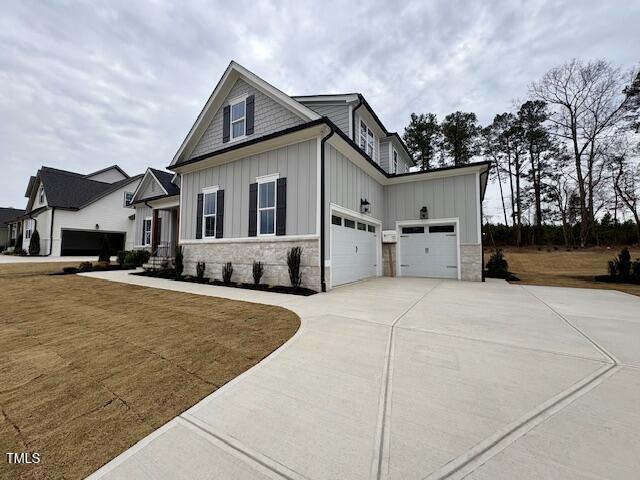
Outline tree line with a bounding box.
[403,59,640,247]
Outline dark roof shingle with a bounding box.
[149,168,180,196]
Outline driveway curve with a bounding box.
[85,272,640,480]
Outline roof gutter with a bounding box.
[320,125,335,292]
[351,95,364,142]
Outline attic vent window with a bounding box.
[230,98,246,140]
[39,187,45,204]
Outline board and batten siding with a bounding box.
[302,103,350,137]
[190,79,306,159]
[324,144,384,258]
[138,176,164,199]
[181,139,317,240]
[383,173,480,244]
[134,205,173,247]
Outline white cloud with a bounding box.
[0,0,638,217]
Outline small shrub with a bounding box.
[123,249,151,266]
[287,246,303,288]
[29,230,40,255]
[252,261,264,285]
[62,266,79,274]
[486,249,509,278]
[116,250,126,265]
[124,251,137,265]
[94,261,110,270]
[78,261,93,272]
[609,248,632,281]
[16,233,23,250]
[175,246,184,278]
[138,249,151,265]
[222,262,233,284]
[633,259,640,280]
[98,235,111,263]
[196,261,206,280]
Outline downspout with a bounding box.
[320,123,335,293]
[479,170,489,282]
[48,207,55,256]
[351,95,364,142]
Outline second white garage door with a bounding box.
[399,223,458,279]
[331,213,378,286]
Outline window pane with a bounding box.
[232,119,245,138]
[344,219,355,228]
[331,215,342,226]
[402,226,425,234]
[205,216,216,236]
[429,225,455,233]
[368,225,376,233]
[204,192,216,215]
[259,181,275,208]
[231,101,245,121]
[260,209,274,234]
[357,222,366,231]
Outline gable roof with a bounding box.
[130,168,180,204]
[27,167,141,211]
[0,207,25,226]
[172,61,321,166]
[84,165,129,180]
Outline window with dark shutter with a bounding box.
[248,183,258,236]
[216,190,224,238]
[245,95,255,135]
[222,105,231,143]
[195,193,204,239]
[276,177,286,235]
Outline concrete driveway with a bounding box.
[85,273,640,480]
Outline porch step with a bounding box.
[143,256,175,270]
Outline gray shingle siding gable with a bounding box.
[190,79,306,159]
[302,103,350,137]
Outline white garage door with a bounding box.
[331,213,378,286]
[399,223,458,279]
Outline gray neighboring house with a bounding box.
[0,208,25,250]
[15,165,142,256]
[136,61,490,290]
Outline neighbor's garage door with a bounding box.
[60,229,125,256]
[331,213,378,286]
[399,224,458,279]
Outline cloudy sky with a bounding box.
[1,0,638,219]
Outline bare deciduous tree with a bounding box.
[531,59,634,246]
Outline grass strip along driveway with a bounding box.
[0,263,300,480]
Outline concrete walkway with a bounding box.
[82,271,640,480]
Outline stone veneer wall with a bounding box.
[460,244,482,282]
[380,242,482,281]
[182,238,321,290]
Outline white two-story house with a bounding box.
[132,62,490,290]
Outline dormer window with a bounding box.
[230,98,246,140]
[359,120,375,160]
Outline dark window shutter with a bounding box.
[248,183,258,237]
[222,105,231,143]
[195,193,203,239]
[216,190,224,238]
[245,95,255,135]
[276,177,287,236]
[141,217,145,245]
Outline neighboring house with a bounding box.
[17,165,142,256]
[129,168,180,256]
[138,61,490,290]
[0,207,25,249]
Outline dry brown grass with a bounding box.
[0,263,299,480]
[496,246,640,297]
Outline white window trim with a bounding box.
[123,191,133,207]
[24,219,33,240]
[39,187,45,204]
[257,173,279,236]
[228,95,248,143]
[359,120,376,162]
[392,148,399,174]
[143,217,152,246]
[202,185,219,238]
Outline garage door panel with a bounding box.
[331,213,378,287]
[60,230,125,256]
[399,224,457,279]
